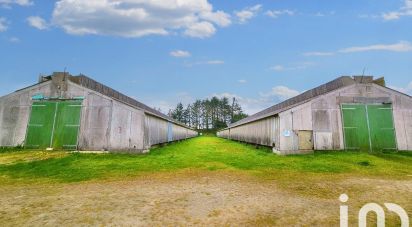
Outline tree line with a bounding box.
[168,97,248,131]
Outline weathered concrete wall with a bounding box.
[310,83,412,151]
[279,83,412,153]
[69,81,197,151]
[0,81,54,147]
[277,102,312,153]
[77,93,112,150]
[217,129,230,139]
[172,124,189,141]
[0,78,197,151]
[372,85,412,151]
[145,114,169,146]
[68,82,146,151]
[218,82,412,154]
[219,117,277,147]
[144,115,197,147]
[188,128,198,138]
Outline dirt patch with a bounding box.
[0,151,68,165]
[0,171,411,226]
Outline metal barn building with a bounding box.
[217,76,412,155]
[0,72,197,152]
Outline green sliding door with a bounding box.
[25,101,82,150]
[342,104,396,152]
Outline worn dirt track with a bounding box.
[1,170,411,226]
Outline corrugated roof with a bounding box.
[67,74,194,130]
[226,76,369,129]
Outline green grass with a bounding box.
[0,136,411,184]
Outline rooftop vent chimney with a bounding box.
[373,77,386,87]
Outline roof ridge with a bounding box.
[228,76,356,128]
[67,74,193,129]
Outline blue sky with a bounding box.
[0,0,411,114]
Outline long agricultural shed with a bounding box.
[0,72,198,152]
[217,76,412,155]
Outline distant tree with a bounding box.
[183,104,191,126]
[170,97,248,130]
[230,97,246,123]
[171,102,184,122]
[191,100,202,129]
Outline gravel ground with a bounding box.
[1,170,411,226]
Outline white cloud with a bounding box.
[339,41,412,53]
[183,21,216,38]
[27,16,48,30]
[238,79,247,84]
[212,92,266,114]
[52,0,231,38]
[0,0,32,7]
[184,59,225,67]
[303,51,334,56]
[200,10,231,27]
[170,50,191,58]
[314,11,335,17]
[0,17,8,32]
[270,62,314,71]
[147,84,301,115]
[389,82,412,95]
[305,41,412,56]
[382,0,412,20]
[271,65,285,71]
[235,4,262,23]
[260,86,300,101]
[265,9,294,18]
[358,14,379,19]
[214,85,300,114]
[205,60,224,65]
[9,36,20,43]
[142,92,195,114]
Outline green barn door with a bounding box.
[25,101,82,150]
[342,104,370,151]
[342,104,397,152]
[367,104,397,151]
[25,102,57,149]
[52,101,82,150]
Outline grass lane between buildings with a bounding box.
[0,136,411,184]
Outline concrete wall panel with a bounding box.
[108,103,133,150]
[0,82,53,147]
[279,111,298,151]
[1,79,197,151]
[226,117,275,147]
[220,82,412,154]
[130,111,145,150]
[78,93,112,150]
[145,115,168,146]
